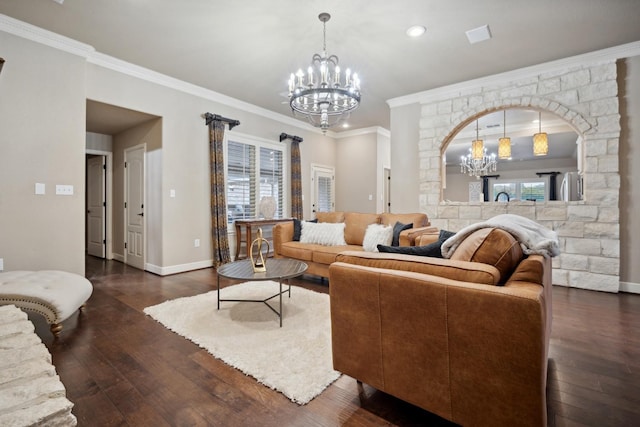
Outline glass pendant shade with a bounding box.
[471,139,484,159]
[532,111,548,156]
[533,132,548,156]
[498,137,512,159]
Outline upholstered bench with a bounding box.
[0,270,93,337]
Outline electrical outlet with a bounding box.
[55,184,74,195]
[0,258,3,271]
[194,239,200,248]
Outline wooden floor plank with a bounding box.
[23,257,640,426]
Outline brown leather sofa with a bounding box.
[329,227,552,427]
[273,211,433,278]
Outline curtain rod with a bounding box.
[279,132,303,143]
[204,112,240,130]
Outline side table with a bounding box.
[234,218,292,260]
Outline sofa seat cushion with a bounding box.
[313,245,363,265]
[344,212,381,245]
[335,251,501,285]
[449,228,524,283]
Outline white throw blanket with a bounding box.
[441,214,560,258]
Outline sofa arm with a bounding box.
[399,226,438,246]
[335,251,501,285]
[273,221,294,257]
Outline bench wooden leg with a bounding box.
[50,323,63,337]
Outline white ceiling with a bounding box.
[2,0,640,132]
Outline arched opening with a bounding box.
[442,108,582,203]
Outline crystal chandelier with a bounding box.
[287,13,361,133]
[460,120,497,178]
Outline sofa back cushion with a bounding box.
[316,211,345,223]
[450,228,524,283]
[380,213,428,228]
[344,212,381,245]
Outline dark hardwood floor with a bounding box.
[27,256,640,426]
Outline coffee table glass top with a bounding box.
[217,258,308,281]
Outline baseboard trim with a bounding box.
[145,259,213,276]
[620,281,640,294]
[113,253,124,263]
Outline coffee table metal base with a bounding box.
[215,259,308,327]
[217,276,291,327]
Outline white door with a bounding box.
[125,145,145,270]
[310,164,335,217]
[87,156,106,257]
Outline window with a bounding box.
[492,179,546,202]
[226,135,287,225]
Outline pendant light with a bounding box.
[471,120,484,159]
[533,111,548,156]
[498,110,511,159]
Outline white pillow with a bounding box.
[300,221,347,246]
[362,223,393,252]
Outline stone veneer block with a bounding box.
[560,254,589,271]
[565,237,601,255]
[554,221,584,238]
[569,271,619,292]
[589,256,620,275]
[0,305,76,426]
[568,205,598,221]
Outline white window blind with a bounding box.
[317,175,333,212]
[227,141,256,222]
[226,137,286,225]
[259,147,284,218]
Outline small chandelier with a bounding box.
[287,13,361,133]
[498,110,512,159]
[533,111,548,156]
[460,120,497,178]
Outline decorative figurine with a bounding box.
[249,228,270,272]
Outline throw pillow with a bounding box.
[391,221,413,246]
[300,221,346,246]
[293,218,317,241]
[378,229,456,258]
[362,224,394,252]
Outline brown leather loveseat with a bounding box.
[329,227,553,427]
[273,211,433,278]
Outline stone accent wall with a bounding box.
[419,61,621,292]
[0,305,77,426]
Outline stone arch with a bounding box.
[439,96,593,155]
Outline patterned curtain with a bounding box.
[209,120,231,268]
[290,139,303,220]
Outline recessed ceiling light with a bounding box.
[465,24,491,44]
[406,25,427,38]
[342,123,350,128]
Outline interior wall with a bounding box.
[335,133,378,213]
[0,31,86,275]
[86,63,337,273]
[618,56,640,290]
[389,102,421,213]
[376,132,391,213]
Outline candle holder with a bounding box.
[248,228,270,273]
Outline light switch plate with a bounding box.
[35,183,46,195]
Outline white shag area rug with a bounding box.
[143,281,340,405]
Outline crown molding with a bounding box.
[0,14,333,136]
[333,126,391,139]
[0,14,94,57]
[387,40,640,108]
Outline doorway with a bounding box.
[310,164,335,217]
[85,150,113,259]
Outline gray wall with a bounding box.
[619,56,640,287]
[389,103,421,213]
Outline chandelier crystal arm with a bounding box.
[287,12,361,132]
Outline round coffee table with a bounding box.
[216,258,308,327]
